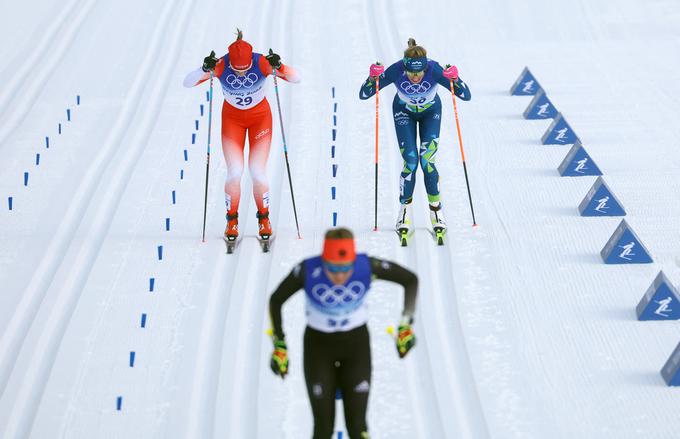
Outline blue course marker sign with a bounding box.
[542,113,579,145]
[661,341,680,386]
[578,177,625,217]
[600,219,653,264]
[637,271,680,321]
[510,67,541,96]
[523,89,558,119]
[558,141,602,176]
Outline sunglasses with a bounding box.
[323,262,354,273]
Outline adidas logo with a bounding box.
[354,380,370,393]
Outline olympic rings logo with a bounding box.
[400,80,431,94]
[310,281,366,307]
[225,73,259,89]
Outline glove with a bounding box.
[266,49,282,69]
[396,321,416,358]
[202,50,218,72]
[270,338,288,378]
[369,62,384,78]
[443,64,459,80]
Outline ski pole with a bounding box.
[201,72,214,242]
[271,62,302,239]
[373,75,380,231]
[449,78,477,227]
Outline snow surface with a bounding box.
[2,0,680,438]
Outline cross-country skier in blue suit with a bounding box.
[359,38,471,239]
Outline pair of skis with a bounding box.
[397,226,446,247]
[223,235,273,254]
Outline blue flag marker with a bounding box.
[77,95,80,105]
[200,104,204,116]
[157,245,163,260]
[66,109,71,121]
[192,133,196,145]
[116,396,123,411]
[541,113,579,145]
[558,141,602,176]
[165,218,170,231]
[183,149,188,161]
[149,278,155,292]
[58,123,62,134]
[36,153,40,166]
[333,115,337,126]
[523,89,558,119]
[332,129,336,141]
[206,91,210,102]
[578,177,625,216]
[141,313,147,328]
[172,190,176,205]
[45,137,49,149]
[636,271,680,321]
[333,212,338,226]
[195,120,199,131]
[334,103,337,113]
[332,164,338,177]
[331,145,335,158]
[129,351,136,367]
[600,219,653,264]
[661,341,680,386]
[180,169,184,180]
[8,197,13,211]
[24,172,29,186]
[510,67,541,96]
[331,186,336,200]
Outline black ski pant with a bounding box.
[304,324,371,439]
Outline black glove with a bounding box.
[202,50,218,72]
[266,49,282,69]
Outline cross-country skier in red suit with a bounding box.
[183,29,300,242]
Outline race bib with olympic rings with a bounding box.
[219,53,268,109]
[303,255,372,333]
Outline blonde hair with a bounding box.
[325,227,354,240]
[404,38,427,58]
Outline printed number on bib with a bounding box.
[236,96,253,106]
[410,97,427,105]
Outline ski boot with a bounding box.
[224,212,239,253]
[257,210,273,252]
[395,202,413,247]
[429,203,446,245]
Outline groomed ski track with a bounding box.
[2,0,680,438]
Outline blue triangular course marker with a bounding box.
[558,141,602,176]
[510,67,541,96]
[600,219,653,264]
[523,89,558,119]
[578,177,625,216]
[542,113,579,145]
[636,271,680,321]
[661,341,680,386]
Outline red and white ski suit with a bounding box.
[183,53,299,216]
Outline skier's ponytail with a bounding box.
[404,38,427,58]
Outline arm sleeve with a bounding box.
[433,62,472,101]
[369,257,417,318]
[182,58,225,87]
[269,263,305,340]
[259,56,301,83]
[359,62,397,100]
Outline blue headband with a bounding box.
[403,56,427,72]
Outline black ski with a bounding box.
[258,235,274,253]
[223,236,240,254]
